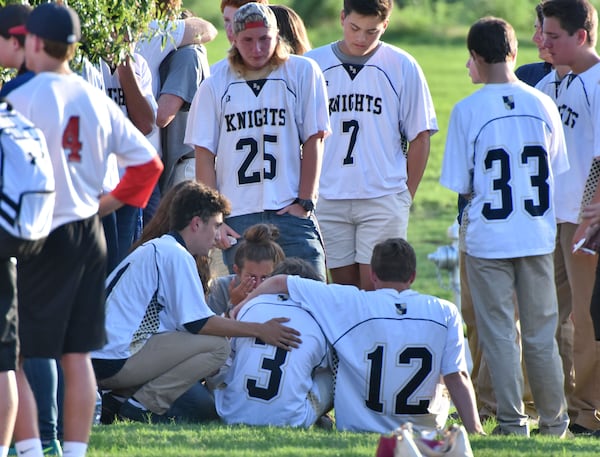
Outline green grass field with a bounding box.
[83,4,595,456]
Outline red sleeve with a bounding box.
[110,155,164,208]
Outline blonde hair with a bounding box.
[228,33,291,77]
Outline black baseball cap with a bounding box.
[9,2,80,44]
[0,4,31,38]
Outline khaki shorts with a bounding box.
[316,190,412,268]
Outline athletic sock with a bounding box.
[0,445,9,457]
[62,441,88,457]
[14,438,43,457]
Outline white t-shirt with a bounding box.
[440,81,569,258]
[537,63,600,223]
[136,19,186,155]
[286,276,465,433]
[100,53,157,192]
[185,55,330,217]
[91,234,215,360]
[8,72,158,229]
[305,42,438,199]
[214,293,329,427]
[136,19,186,99]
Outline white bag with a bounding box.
[0,104,54,240]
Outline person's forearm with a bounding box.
[118,57,155,135]
[182,17,218,46]
[444,371,484,434]
[406,130,431,198]
[298,134,324,200]
[231,275,290,319]
[195,147,217,189]
[98,193,124,217]
[244,275,289,303]
[200,315,261,338]
[156,93,184,128]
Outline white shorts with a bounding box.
[316,191,412,269]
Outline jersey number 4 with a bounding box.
[366,345,432,415]
[246,338,289,401]
[62,116,83,163]
[237,135,277,185]
[483,145,550,220]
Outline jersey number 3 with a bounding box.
[366,345,432,415]
[62,116,83,163]
[246,338,289,401]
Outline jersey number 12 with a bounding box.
[366,345,432,415]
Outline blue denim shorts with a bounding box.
[223,211,326,281]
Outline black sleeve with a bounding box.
[184,317,210,334]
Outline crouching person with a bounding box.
[91,182,301,423]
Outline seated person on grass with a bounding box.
[207,223,285,316]
[213,257,333,428]
[91,182,301,423]
[235,238,484,434]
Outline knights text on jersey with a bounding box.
[7,72,158,229]
[440,81,569,258]
[286,275,466,433]
[184,55,330,217]
[544,63,600,223]
[305,43,437,199]
[214,294,329,427]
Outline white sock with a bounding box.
[14,438,43,457]
[128,397,147,410]
[0,445,9,457]
[62,441,88,457]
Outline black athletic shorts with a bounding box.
[0,230,45,371]
[17,215,108,358]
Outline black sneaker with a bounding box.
[314,413,334,431]
[569,423,597,436]
[101,392,125,425]
[118,400,171,424]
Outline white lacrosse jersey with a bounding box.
[185,55,330,217]
[286,276,465,433]
[305,43,437,199]
[536,63,600,223]
[8,72,158,229]
[91,234,215,360]
[440,81,569,259]
[214,294,329,427]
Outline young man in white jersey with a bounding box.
[235,239,484,435]
[214,257,333,428]
[304,0,437,290]
[536,0,600,436]
[92,182,301,424]
[440,16,569,437]
[185,3,330,280]
[6,4,163,456]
